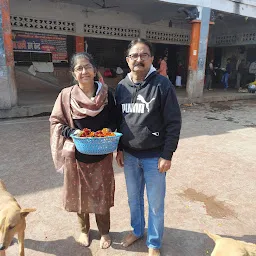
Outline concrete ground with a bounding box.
[0,100,256,256]
[1,88,255,119]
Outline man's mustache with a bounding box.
[134,63,145,67]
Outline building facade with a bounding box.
[1,0,256,110]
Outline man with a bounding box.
[222,58,231,90]
[156,56,162,70]
[115,38,181,256]
[205,59,215,90]
[236,59,246,90]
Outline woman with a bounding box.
[49,52,116,249]
[175,62,183,88]
[157,56,168,78]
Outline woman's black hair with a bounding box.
[126,38,154,56]
[70,52,100,81]
[70,52,97,71]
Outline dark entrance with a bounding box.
[153,43,189,85]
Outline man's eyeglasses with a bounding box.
[74,65,94,73]
[128,53,151,61]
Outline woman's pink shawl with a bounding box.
[49,87,75,173]
[70,83,108,119]
[49,84,108,173]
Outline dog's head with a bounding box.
[0,207,36,251]
[205,230,256,256]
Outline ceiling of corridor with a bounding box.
[51,0,192,24]
[51,0,256,28]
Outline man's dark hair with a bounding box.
[126,38,154,57]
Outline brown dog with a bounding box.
[205,231,256,256]
[0,180,36,256]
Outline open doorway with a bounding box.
[153,43,189,85]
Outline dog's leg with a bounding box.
[0,180,7,191]
[18,230,25,256]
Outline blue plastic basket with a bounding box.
[70,132,123,155]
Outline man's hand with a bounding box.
[116,151,124,167]
[158,157,171,173]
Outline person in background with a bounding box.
[236,59,246,90]
[155,57,162,70]
[49,52,116,250]
[157,56,168,78]
[175,62,184,88]
[115,38,181,256]
[205,59,216,91]
[222,58,231,90]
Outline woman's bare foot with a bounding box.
[100,234,112,249]
[77,232,90,247]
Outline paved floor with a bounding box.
[0,100,256,256]
[1,70,255,118]
[17,86,255,107]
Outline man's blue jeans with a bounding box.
[222,73,229,89]
[123,151,166,249]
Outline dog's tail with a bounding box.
[204,230,222,243]
[0,179,6,190]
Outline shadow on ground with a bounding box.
[111,228,256,255]
[10,228,256,256]
[12,236,93,256]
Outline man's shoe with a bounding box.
[148,248,161,256]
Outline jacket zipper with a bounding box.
[131,83,141,103]
[130,71,156,104]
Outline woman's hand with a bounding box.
[72,129,82,136]
[116,151,124,167]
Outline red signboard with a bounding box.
[12,31,68,63]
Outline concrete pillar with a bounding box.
[0,0,17,109]
[186,7,211,101]
[75,36,84,52]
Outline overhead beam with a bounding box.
[159,0,256,18]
